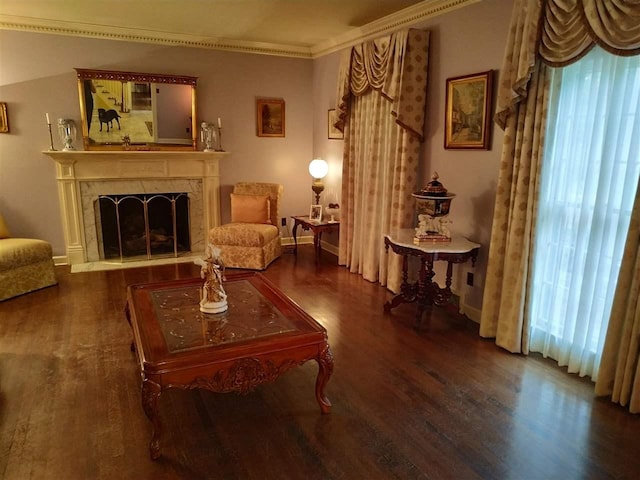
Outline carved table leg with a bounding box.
[292,221,300,254]
[315,344,334,414]
[384,252,415,312]
[141,378,162,460]
[415,257,429,327]
[316,231,323,258]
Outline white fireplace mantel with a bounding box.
[43,150,229,265]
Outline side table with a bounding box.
[383,229,480,328]
[291,216,340,258]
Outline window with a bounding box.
[528,47,640,379]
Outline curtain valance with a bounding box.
[335,28,430,140]
[495,0,640,130]
[540,0,640,66]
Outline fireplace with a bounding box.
[44,151,228,266]
[97,192,191,260]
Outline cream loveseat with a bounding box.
[209,182,283,270]
[0,213,57,301]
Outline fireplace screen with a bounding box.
[97,193,190,260]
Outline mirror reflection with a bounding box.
[75,68,197,150]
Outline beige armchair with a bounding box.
[209,182,283,270]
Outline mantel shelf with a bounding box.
[43,150,230,162]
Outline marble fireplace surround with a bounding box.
[44,151,228,267]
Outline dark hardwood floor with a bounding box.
[1,246,638,479]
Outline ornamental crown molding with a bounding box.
[311,0,480,58]
[0,0,480,59]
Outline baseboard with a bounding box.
[280,235,314,247]
[321,240,338,256]
[459,298,481,323]
[53,255,68,266]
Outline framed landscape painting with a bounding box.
[257,98,285,137]
[444,70,493,150]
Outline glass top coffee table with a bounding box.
[125,271,333,459]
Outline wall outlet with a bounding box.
[466,272,474,287]
[281,217,287,227]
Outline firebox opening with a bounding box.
[97,193,190,260]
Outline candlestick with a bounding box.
[47,123,56,151]
[216,126,224,152]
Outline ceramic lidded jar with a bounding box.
[412,172,456,218]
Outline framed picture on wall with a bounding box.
[257,98,285,137]
[444,70,493,150]
[328,109,343,139]
[0,102,8,133]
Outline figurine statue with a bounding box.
[415,213,438,236]
[194,243,228,314]
[415,213,452,240]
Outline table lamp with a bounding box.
[308,158,328,204]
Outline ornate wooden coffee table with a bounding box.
[125,271,333,459]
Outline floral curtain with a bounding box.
[335,29,430,292]
[480,0,640,410]
[595,180,640,414]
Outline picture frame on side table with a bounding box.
[257,98,285,137]
[444,70,493,150]
[328,109,344,139]
[309,205,322,223]
[0,102,8,133]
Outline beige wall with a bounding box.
[1,0,513,313]
[312,0,514,312]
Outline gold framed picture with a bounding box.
[328,109,343,139]
[0,102,9,133]
[257,98,285,137]
[444,70,493,150]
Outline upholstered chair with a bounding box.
[209,182,283,270]
[0,212,58,301]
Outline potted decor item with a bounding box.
[412,172,456,243]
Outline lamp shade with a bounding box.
[308,159,328,179]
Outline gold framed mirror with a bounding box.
[75,68,197,151]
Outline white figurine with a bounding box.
[415,213,437,236]
[438,217,452,238]
[194,243,228,314]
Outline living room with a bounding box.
[1,0,639,478]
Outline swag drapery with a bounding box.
[334,29,430,292]
[481,0,640,412]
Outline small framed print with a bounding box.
[309,204,322,222]
[444,70,493,150]
[0,102,8,133]
[328,109,343,139]
[257,98,285,137]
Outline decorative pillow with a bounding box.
[0,213,10,239]
[230,194,271,224]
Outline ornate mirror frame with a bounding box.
[75,68,197,151]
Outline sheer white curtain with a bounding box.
[528,46,640,379]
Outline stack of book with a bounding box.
[413,233,451,244]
